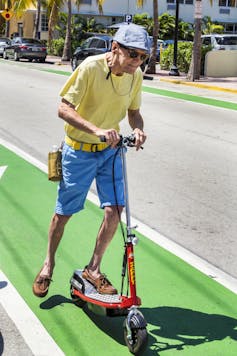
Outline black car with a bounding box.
[71,34,113,71]
[3,37,47,62]
[0,37,11,57]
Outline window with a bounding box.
[202,37,211,46]
[96,39,106,48]
[219,0,236,6]
[41,14,48,32]
[80,0,92,4]
[167,0,193,3]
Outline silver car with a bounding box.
[0,37,11,57]
[3,37,47,62]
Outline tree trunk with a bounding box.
[62,0,72,61]
[187,0,202,81]
[48,1,58,54]
[34,0,41,39]
[146,0,158,74]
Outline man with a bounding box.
[33,23,150,298]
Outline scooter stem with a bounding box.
[120,146,133,239]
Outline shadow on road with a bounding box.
[39,296,237,355]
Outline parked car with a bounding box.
[3,37,47,62]
[201,34,237,51]
[0,37,11,57]
[71,34,113,71]
[148,37,167,61]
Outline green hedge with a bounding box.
[160,41,193,73]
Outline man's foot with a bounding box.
[82,266,117,295]
[32,268,52,298]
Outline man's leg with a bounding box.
[82,205,123,294]
[33,213,71,297]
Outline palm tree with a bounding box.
[47,0,105,61]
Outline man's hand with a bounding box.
[96,129,120,148]
[132,128,146,151]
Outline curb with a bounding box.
[159,77,237,94]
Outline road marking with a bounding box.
[0,270,65,356]
[1,137,237,295]
[0,165,7,179]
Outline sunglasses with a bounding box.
[119,44,149,62]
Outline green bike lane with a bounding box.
[1,143,237,356]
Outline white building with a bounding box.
[69,0,237,33]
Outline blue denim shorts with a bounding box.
[55,143,125,215]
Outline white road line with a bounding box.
[0,271,65,356]
[1,137,237,355]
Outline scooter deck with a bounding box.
[72,269,121,304]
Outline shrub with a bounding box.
[160,41,193,73]
[49,38,65,56]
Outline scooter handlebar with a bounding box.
[100,134,136,147]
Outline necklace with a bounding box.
[109,72,135,96]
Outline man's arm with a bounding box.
[58,98,120,146]
[128,109,147,150]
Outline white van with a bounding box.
[201,34,237,50]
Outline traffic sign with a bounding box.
[1,9,13,21]
[124,14,132,23]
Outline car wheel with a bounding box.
[71,57,79,71]
[39,58,46,63]
[3,51,8,60]
[14,51,19,61]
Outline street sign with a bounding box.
[1,9,13,21]
[124,14,133,23]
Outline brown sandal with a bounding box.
[33,268,52,298]
[82,266,117,295]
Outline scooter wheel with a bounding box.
[70,284,87,308]
[123,321,148,355]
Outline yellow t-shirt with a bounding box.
[60,54,143,144]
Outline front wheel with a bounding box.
[124,324,148,355]
[3,51,8,60]
[71,57,79,71]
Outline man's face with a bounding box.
[114,42,149,74]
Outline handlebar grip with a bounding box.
[100,135,106,142]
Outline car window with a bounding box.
[202,37,211,46]
[222,37,237,45]
[22,38,41,44]
[96,39,106,49]
[81,38,91,49]
[89,38,101,48]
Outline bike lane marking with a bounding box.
[1,138,237,355]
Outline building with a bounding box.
[2,0,237,39]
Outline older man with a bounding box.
[33,23,150,298]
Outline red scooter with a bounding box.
[70,134,148,355]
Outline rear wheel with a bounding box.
[14,51,19,61]
[70,272,87,308]
[70,285,87,308]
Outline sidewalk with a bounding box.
[46,55,237,94]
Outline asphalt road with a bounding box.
[1,58,237,282]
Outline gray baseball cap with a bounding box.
[113,23,150,53]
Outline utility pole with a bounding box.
[169,0,180,76]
